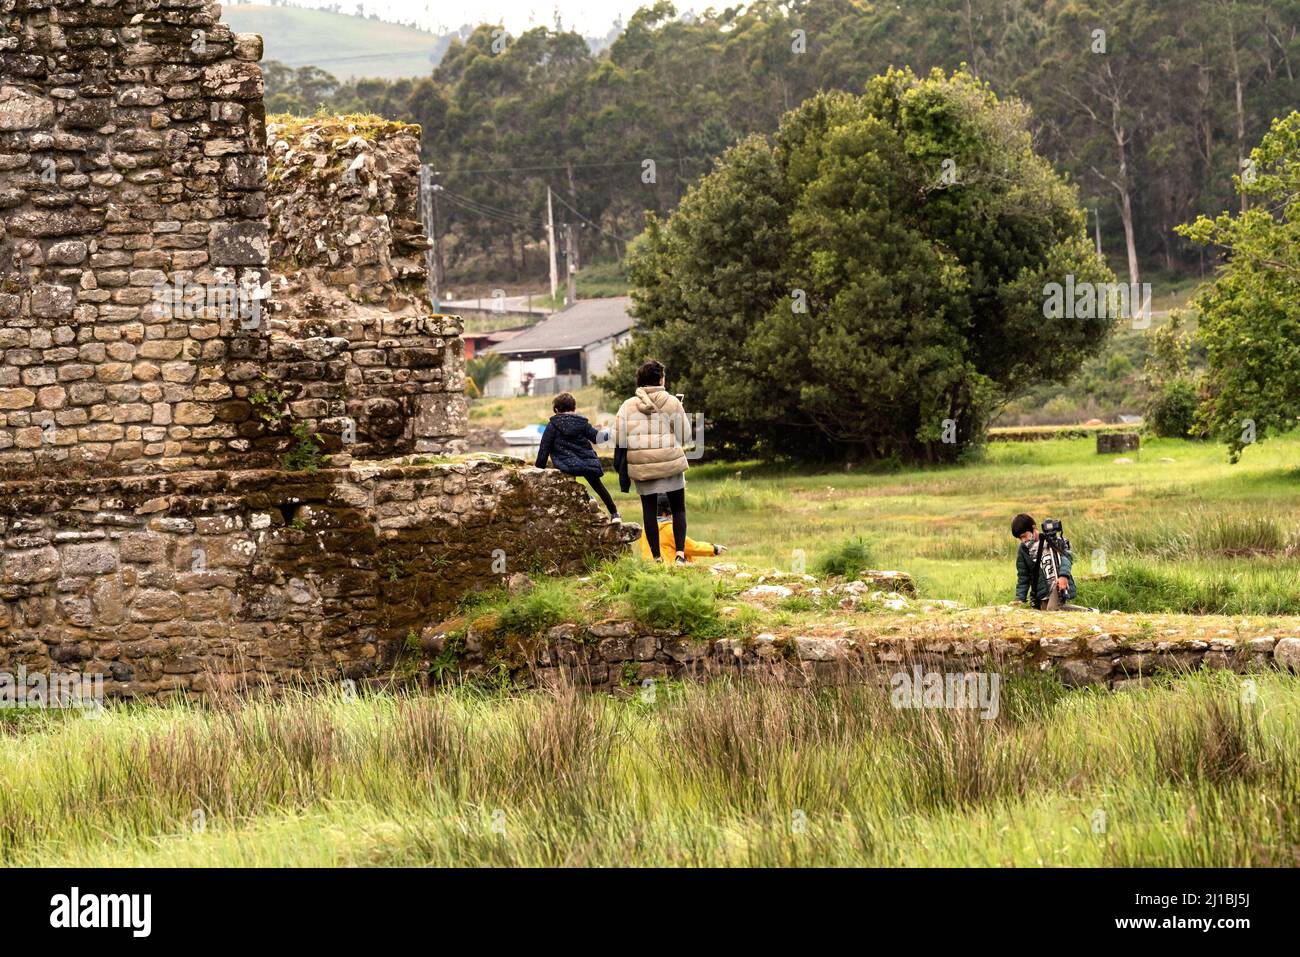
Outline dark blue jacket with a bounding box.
[536,413,603,477]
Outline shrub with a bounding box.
[814,537,876,579]
[626,572,720,634]
[1146,379,1201,438]
[494,582,578,637]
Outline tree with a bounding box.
[467,352,506,395]
[600,68,1115,463]
[1141,311,1204,437]
[1177,112,1300,460]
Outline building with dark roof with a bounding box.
[486,297,636,396]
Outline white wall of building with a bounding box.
[482,357,556,398]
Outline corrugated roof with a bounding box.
[489,296,635,356]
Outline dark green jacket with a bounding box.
[1015,538,1076,605]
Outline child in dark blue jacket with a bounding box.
[535,392,620,520]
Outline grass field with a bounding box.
[582,431,1300,615]
[3,671,1296,866]
[467,383,1300,613]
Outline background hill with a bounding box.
[221,3,453,79]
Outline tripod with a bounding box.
[1030,533,1067,610]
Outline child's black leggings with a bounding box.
[583,475,619,517]
[640,487,686,559]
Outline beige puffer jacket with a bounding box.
[613,386,692,481]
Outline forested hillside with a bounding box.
[263,0,1299,288]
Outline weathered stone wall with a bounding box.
[0,0,271,479]
[0,7,467,477]
[0,3,625,701]
[266,117,429,306]
[423,610,1300,693]
[262,117,467,459]
[0,460,637,699]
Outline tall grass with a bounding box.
[1087,562,1300,615]
[3,671,1297,866]
[1073,508,1295,560]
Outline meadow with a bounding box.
[5,425,1298,868]
[3,671,1296,866]
[640,432,1300,616]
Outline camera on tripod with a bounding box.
[1040,518,1063,541]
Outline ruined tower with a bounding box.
[0,0,633,699]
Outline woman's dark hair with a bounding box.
[553,392,576,413]
[656,493,672,517]
[1011,513,1036,538]
[636,359,666,387]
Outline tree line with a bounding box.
[262,0,1299,286]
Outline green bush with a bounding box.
[494,581,578,637]
[1146,379,1201,438]
[814,537,876,579]
[626,572,720,634]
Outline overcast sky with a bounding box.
[253,0,658,35]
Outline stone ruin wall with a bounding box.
[0,462,633,699]
[261,116,467,462]
[0,1,635,699]
[0,0,271,479]
[0,0,466,478]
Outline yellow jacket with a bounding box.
[639,520,717,561]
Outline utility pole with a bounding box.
[420,165,435,306]
[420,165,445,309]
[1093,207,1102,256]
[431,180,444,307]
[565,222,578,306]
[546,185,558,304]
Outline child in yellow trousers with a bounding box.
[638,493,727,562]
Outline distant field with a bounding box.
[221,4,445,79]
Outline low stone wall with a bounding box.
[422,608,1300,692]
[0,461,636,699]
[987,424,1137,443]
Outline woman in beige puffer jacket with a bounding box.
[613,359,694,562]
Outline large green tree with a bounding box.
[600,68,1115,463]
[1177,112,1300,460]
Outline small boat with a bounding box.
[501,424,546,446]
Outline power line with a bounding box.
[436,154,715,176]
[548,186,631,246]
[436,187,549,230]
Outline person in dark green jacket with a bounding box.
[1011,513,1088,611]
